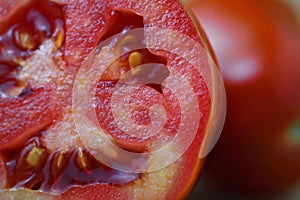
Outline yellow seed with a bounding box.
[26,147,43,167]
[77,149,89,170]
[129,52,143,68]
[19,32,35,50]
[57,151,66,169]
[54,29,64,48]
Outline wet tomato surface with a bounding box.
[0,0,225,199]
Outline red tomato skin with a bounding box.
[186,0,300,194]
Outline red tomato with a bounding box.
[186,0,300,194]
[0,0,225,199]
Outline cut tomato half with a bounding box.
[0,0,225,199]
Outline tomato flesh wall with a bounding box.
[0,0,214,199]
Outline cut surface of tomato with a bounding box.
[0,0,225,199]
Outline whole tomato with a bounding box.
[0,0,225,199]
[186,0,300,194]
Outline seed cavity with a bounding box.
[0,0,66,98]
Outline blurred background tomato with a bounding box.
[183,0,300,199]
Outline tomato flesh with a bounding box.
[0,0,65,150]
[0,6,152,193]
[0,0,220,199]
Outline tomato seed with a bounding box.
[129,52,143,68]
[16,31,36,50]
[76,148,91,172]
[57,151,66,169]
[53,19,65,48]
[26,147,44,167]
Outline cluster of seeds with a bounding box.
[0,0,64,97]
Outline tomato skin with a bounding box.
[0,0,224,199]
[186,0,300,194]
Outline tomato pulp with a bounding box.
[186,0,300,194]
[0,0,225,199]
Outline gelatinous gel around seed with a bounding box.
[1,136,139,192]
